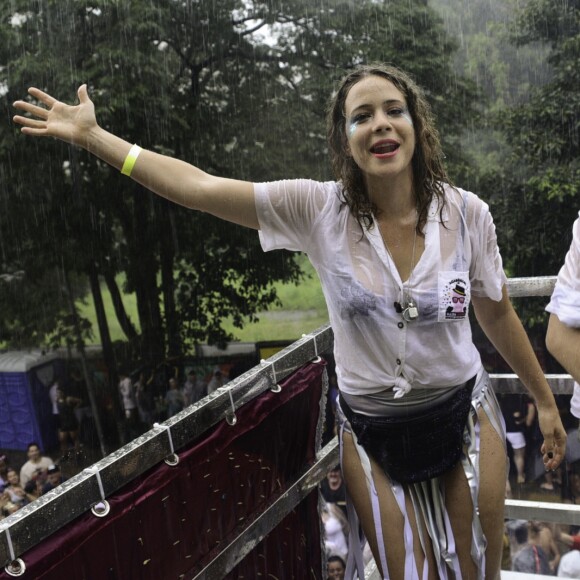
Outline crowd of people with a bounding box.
[0,444,65,520]
[503,460,580,577]
[117,367,226,441]
[0,364,231,521]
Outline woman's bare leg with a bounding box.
[513,447,526,483]
[341,431,438,579]
[443,408,506,580]
[477,408,507,580]
[58,430,68,454]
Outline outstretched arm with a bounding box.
[472,287,567,471]
[13,85,258,229]
[546,314,580,384]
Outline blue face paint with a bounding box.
[347,112,370,138]
[400,109,414,126]
[348,121,358,138]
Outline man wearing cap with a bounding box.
[42,464,66,494]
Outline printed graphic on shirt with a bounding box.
[340,285,377,318]
[438,272,470,322]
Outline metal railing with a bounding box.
[0,326,333,576]
[1,275,576,579]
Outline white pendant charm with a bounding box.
[402,299,419,322]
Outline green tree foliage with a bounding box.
[0,0,477,363]
[428,0,553,195]
[431,0,552,109]
[489,0,579,330]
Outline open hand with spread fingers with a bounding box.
[13,84,97,147]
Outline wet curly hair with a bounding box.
[326,63,449,232]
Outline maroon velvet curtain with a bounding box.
[1,362,325,580]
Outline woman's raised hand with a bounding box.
[13,83,260,228]
[13,84,97,147]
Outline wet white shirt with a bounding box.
[255,180,506,398]
[546,212,580,417]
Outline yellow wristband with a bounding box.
[120,144,142,176]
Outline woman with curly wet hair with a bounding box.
[327,64,447,235]
[13,63,565,579]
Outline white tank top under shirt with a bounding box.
[255,180,506,415]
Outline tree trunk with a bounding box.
[158,200,182,359]
[102,269,138,341]
[88,262,115,370]
[87,262,124,446]
[131,192,165,362]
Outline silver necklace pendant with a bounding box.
[402,299,419,322]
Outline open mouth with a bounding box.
[370,141,399,154]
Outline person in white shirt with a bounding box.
[118,371,137,419]
[558,549,580,578]
[13,62,566,580]
[546,213,580,420]
[118,371,140,442]
[321,501,349,562]
[19,443,53,488]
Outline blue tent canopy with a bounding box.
[0,351,61,451]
